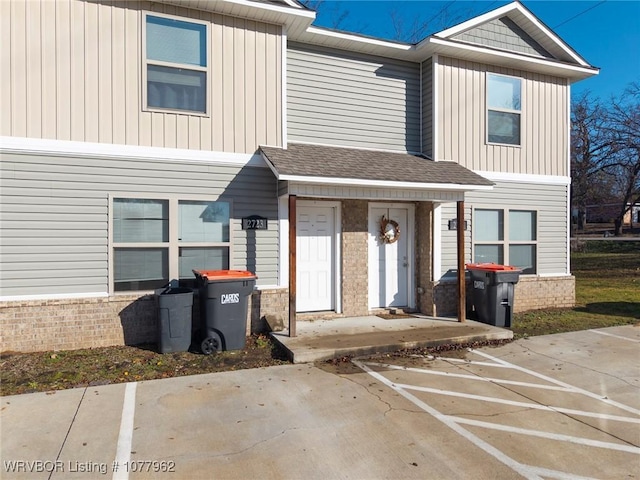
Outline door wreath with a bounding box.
[379,215,400,244]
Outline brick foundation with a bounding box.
[428,274,576,318]
[514,275,575,311]
[0,288,291,353]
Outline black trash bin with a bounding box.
[155,286,194,353]
[193,269,257,355]
[466,263,521,328]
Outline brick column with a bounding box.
[341,200,369,316]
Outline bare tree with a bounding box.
[299,0,350,30]
[605,83,640,235]
[389,1,477,43]
[570,93,616,230]
[571,84,640,236]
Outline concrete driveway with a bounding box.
[2,325,639,479]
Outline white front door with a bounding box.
[297,204,335,312]
[368,205,413,309]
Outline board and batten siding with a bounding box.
[439,180,568,278]
[0,154,278,297]
[287,42,421,152]
[0,0,282,153]
[436,56,569,176]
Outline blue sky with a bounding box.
[307,1,640,101]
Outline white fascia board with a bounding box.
[222,0,314,18]
[433,2,518,39]
[509,3,589,66]
[0,136,266,167]
[259,151,283,179]
[432,2,588,67]
[426,37,598,79]
[475,170,571,186]
[278,173,493,192]
[305,26,413,52]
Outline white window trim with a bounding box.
[471,206,538,275]
[142,11,211,116]
[109,194,233,294]
[486,72,522,147]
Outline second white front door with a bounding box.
[297,204,335,312]
[368,204,413,309]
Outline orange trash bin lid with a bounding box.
[465,263,520,272]
[193,269,257,281]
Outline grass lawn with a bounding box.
[512,241,640,338]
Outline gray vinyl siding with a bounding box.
[287,42,421,152]
[0,154,278,297]
[452,17,552,58]
[421,58,433,157]
[439,181,568,278]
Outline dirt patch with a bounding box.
[0,334,289,397]
[317,339,513,374]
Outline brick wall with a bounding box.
[514,276,575,311]
[1,288,291,353]
[341,200,369,316]
[248,287,289,333]
[428,274,576,319]
[0,295,156,353]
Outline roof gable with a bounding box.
[434,1,589,67]
[451,16,552,59]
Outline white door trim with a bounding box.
[298,200,342,314]
[368,202,415,309]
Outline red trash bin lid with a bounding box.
[465,263,520,272]
[193,269,257,280]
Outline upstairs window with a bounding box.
[487,73,521,146]
[144,14,208,114]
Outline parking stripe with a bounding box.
[450,417,640,454]
[525,465,599,480]
[353,359,547,480]
[365,361,573,392]
[588,329,640,342]
[113,382,137,480]
[394,382,640,424]
[471,350,640,416]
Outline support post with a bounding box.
[288,195,297,337]
[457,200,466,323]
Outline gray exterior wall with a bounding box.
[452,17,552,58]
[421,58,433,157]
[287,42,421,152]
[439,180,568,278]
[0,153,278,297]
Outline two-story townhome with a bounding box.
[0,0,598,352]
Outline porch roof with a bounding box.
[259,143,494,192]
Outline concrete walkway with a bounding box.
[272,315,513,363]
[3,326,636,480]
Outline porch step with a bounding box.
[271,315,513,364]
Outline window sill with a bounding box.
[143,106,210,118]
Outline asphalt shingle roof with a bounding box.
[260,143,493,188]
